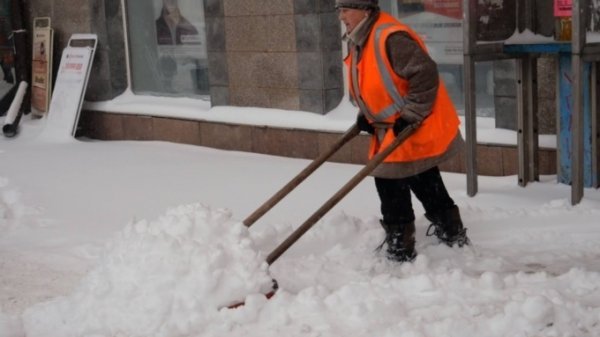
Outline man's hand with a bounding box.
[356,114,375,134]
[393,117,411,136]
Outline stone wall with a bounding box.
[206,0,344,114]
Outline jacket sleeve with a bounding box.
[385,31,439,123]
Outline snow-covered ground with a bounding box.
[1,101,600,337]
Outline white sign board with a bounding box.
[40,34,97,141]
[400,12,462,65]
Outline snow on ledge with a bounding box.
[504,29,556,45]
[84,89,556,148]
[84,89,354,133]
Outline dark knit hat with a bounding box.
[335,0,379,10]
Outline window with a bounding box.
[125,0,209,98]
[381,0,495,116]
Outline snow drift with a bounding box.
[21,204,273,337]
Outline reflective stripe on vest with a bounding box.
[373,23,406,122]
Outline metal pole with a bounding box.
[516,56,530,186]
[593,62,599,188]
[524,0,539,182]
[571,0,586,204]
[516,55,539,186]
[529,56,539,182]
[463,0,478,196]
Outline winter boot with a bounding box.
[378,220,417,262]
[425,205,470,247]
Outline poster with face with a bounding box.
[155,0,203,46]
[152,0,208,94]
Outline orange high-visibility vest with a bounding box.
[345,12,460,163]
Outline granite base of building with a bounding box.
[79,110,557,177]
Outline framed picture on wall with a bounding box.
[31,17,53,116]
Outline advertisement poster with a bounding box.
[31,17,53,115]
[423,0,462,20]
[153,0,208,93]
[400,0,463,64]
[554,0,572,17]
[43,38,95,139]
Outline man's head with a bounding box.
[336,0,378,34]
[335,0,379,10]
[163,0,179,12]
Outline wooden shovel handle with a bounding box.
[266,123,418,265]
[243,124,361,227]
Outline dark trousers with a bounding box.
[374,166,455,224]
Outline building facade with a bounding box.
[21,0,565,176]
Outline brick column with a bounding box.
[206,0,344,114]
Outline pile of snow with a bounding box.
[9,207,600,337]
[0,178,26,233]
[21,204,273,337]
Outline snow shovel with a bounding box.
[228,123,418,308]
[265,123,418,265]
[229,124,360,309]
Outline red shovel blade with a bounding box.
[226,279,279,309]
